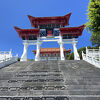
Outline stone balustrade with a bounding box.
[82,47,100,68]
[0,50,18,68]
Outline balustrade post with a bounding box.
[9,49,12,59]
[86,47,88,54]
[99,46,100,61]
[82,51,84,60]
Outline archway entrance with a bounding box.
[14,13,85,61]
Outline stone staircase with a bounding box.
[0,60,100,100]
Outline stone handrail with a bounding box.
[0,50,12,60]
[86,47,100,54]
[0,56,18,68]
[82,47,100,68]
[0,50,18,68]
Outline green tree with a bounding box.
[65,52,74,60]
[18,58,20,61]
[86,0,100,46]
[78,47,86,59]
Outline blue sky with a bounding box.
[0,0,92,59]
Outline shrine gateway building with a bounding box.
[14,13,85,61]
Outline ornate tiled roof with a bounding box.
[33,47,71,54]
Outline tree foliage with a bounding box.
[18,58,20,61]
[86,0,100,46]
[65,52,74,60]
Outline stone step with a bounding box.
[0,60,100,98]
[66,85,100,90]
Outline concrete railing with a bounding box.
[0,50,18,68]
[82,47,100,68]
[0,49,13,60]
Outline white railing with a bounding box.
[82,47,100,68]
[0,50,18,68]
[86,47,100,57]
